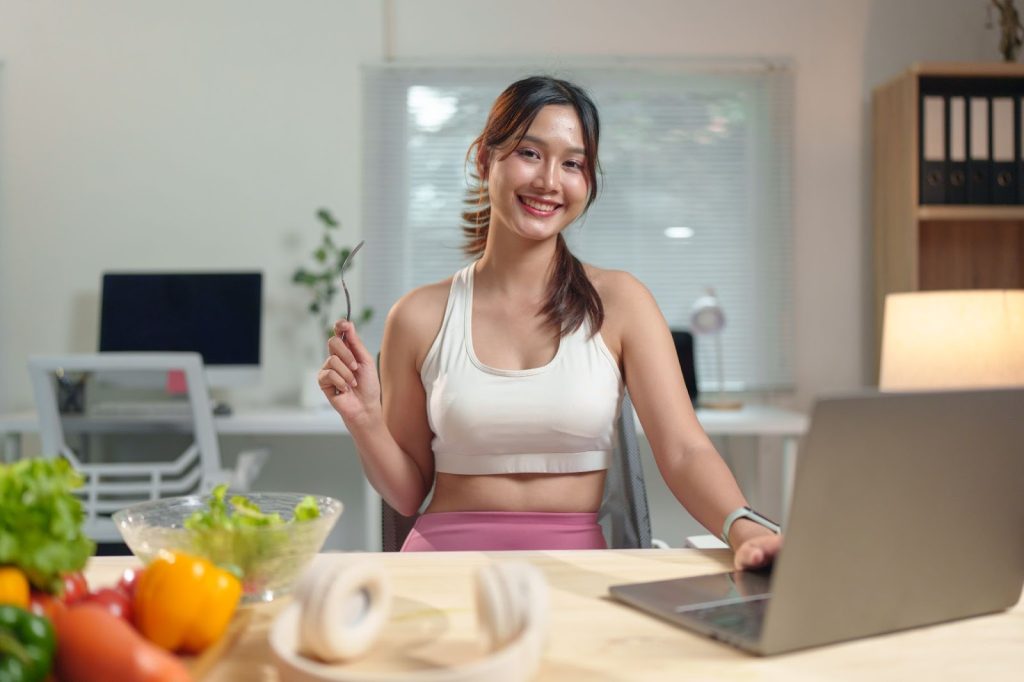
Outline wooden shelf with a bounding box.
[910,61,1024,78]
[916,205,1024,221]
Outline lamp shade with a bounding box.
[690,289,725,335]
[879,290,1024,391]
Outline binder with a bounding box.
[947,96,968,204]
[967,96,991,204]
[1018,95,1024,205]
[991,96,1017,204]
[920,95,946,204]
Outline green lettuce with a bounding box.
[183,485,321,585]
[0,459,95,593]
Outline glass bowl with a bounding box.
[113,492,342,603]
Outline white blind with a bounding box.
[361,63,793,391]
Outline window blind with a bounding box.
[361,63,793,391]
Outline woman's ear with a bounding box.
[476,146,490,180]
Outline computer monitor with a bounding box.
[99,272,262,388]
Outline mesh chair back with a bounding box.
[599,392,653,548]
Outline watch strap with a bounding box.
[721,506,781,546]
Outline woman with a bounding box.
[319,76,781,569]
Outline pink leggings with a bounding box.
[400,511,607,552]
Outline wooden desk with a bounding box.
[84,549,1022,681]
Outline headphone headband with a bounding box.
[270,560,549,682]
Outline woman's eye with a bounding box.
[564,160,584,171]
[517,148,540,160]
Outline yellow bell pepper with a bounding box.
[133,551,242,653]
[0,566,30,608]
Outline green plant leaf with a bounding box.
[316,208,338,228]
[314,247,327,263]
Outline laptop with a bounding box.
[609,389,1024,655]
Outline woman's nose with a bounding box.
[532,161,558,190]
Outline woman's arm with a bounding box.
[600,271,781,569]
[319,286,443,516]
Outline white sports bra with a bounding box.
[420,262,624,475]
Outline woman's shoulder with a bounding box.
[583,264,651,311]
[387,276,455,335]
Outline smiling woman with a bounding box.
[319,75,784,569]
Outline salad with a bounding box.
[182,485,322,592]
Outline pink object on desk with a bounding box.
[165,370,188,394]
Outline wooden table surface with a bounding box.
[84,549,1024,681]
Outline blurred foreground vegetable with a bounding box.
[0,604,55,682]
[0,460,94,594]
[0,568,29,609]
[134,551,241,654]
[55,603,191,682]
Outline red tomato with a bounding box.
[116,567,143,599]
[61,571,89,604]
[28,591,68,623]
[82,587,133,623]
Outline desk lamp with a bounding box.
[690,288,742,409]
[879,290,1024,390]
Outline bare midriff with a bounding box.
[424,470,607,514]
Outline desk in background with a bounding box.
[83,549,1023,681]
[0,404,808,550]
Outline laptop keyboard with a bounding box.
[688,597,768,641]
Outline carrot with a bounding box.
[54,603,192,682]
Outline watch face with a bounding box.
[742,507,779,531]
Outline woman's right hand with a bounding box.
[318,320,382,426]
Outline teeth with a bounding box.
[521,196,559,212]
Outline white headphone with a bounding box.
[270,560,549,682]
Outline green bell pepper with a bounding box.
[0,605,56,682]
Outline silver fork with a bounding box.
[339,240,364,335]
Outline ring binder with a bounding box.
[948,96,968,204]
[967,96,991,204]
[920,95,946,204]
[991,96,1016,204]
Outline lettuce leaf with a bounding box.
[183,485,321,580]
[0,458,95,593]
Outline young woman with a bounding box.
[319,76,782,569]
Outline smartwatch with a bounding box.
[721,506,781,547]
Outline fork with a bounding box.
[339,240,364,337]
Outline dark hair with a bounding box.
[462,75,603,337]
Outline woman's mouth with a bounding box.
[518,195,561,217]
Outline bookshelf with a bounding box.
[872,62,1024,370]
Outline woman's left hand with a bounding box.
[733,533,783,571]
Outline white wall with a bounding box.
[0,0,1000,546]
[0,0,382,409]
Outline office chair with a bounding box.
[380,392,655,551]
[27,352,268,543]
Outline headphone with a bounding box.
[270,560,549,682]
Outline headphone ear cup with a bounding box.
[475,562,547,652]
[475,564,514,651]
[296,560,392,663]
